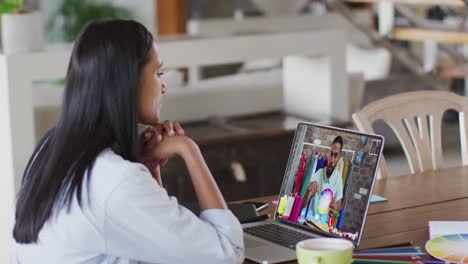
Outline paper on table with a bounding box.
[282,195,295,217]
[429,221,468,239]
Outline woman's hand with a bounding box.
[148,135,197,160]
[140,120,185,182]
[141,121,226,211]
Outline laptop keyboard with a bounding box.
[244,224,314,249]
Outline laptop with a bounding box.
[243,122,384,263]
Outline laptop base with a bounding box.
[243,221,318,263]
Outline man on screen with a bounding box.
[307,136,344,211]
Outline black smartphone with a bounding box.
[243,202,269,212]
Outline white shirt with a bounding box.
[12,149,245,264]
[310,159,344,202]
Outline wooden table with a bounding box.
[242,166,468,263]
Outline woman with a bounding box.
[12,20,244,264]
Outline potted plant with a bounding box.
[1,0,44,54]
[47,0,132,43]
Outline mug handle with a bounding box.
[309,256,320,264]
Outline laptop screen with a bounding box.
[276,123,384,244]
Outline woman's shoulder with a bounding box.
[94,148,147,174]
[87,149,152,200]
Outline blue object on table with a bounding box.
[370,194,388,204]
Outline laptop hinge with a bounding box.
[276,218,336,238]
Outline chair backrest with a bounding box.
[352,91,468,179]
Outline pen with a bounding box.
[242,214,269,224]
[353,259,412,264]
[364,241,414,250]
[356,247,420,253]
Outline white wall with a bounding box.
[0,55,17,264]
[112,0,156,36]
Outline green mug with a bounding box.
[296,238,354,264]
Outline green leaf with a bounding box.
[0,4,15,17]
[0,3,16,11]
[47,0,133,42]
[2,0,23,9]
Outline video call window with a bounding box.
[276,124,383,243]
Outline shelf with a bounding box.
[393,27,468,44]
[439,63,468,78]
[345,0,464,6]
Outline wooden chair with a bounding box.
[352,91,468,179]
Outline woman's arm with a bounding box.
[141,121,227,210]
[147,135,227,211]
[104,167,244,264]
[110,134,243,263]
[179,139,227,210]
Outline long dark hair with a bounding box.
[13,19,154,243]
